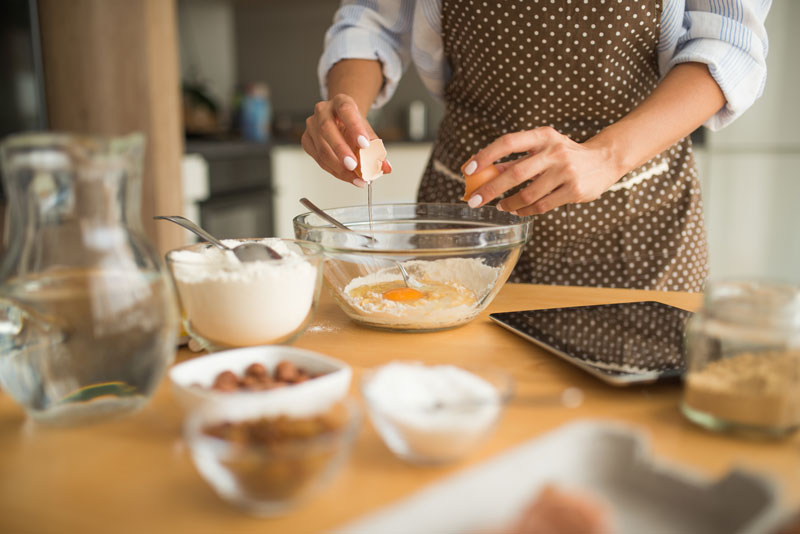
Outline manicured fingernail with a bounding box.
[357,135,370,149]
[353,178,367,188]
[463,160,478,175]
[385,159,392,172]
[510,210,519,215]
[344,156,357,170]
[496,204,505,212]
[468,194,483,208]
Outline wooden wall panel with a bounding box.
[37,0,184,254]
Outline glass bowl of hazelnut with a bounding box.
[185,396,360,515]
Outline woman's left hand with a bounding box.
[462,127,624,215]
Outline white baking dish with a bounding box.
[336,420,783,534]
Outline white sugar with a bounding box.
[364,362,502,461]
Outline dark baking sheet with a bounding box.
[490,301,692,385]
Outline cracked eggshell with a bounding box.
[461,163,501,201]
[356,139,387,182]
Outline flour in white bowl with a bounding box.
[169,239,319,347]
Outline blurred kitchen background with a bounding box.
[0,0,798,282]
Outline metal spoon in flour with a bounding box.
[154,215,282,262]
[299,197,417,288]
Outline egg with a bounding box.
[348,279,476,311]
[356,138,387,182]
[460,162,500,201]
[382,287,424,302]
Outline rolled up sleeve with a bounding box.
[318,0,414,108]
[659,0,771,130]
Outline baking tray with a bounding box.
[335,420,783,534]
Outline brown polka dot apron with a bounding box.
[418,0,709,292]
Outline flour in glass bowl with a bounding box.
[168,239,319,347]
[342,257,500,329]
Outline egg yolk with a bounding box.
[382,287,424,302]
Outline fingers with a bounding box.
[494,167,561,212]
[304,94,381,186]
[512,183,573,216]
[330,94,372,150]
[301,129,363,186]
[310,100,358,172]
[301,131,336,177]
[463,126,561,176]
[467,154,551,208]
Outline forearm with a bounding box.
[326,59,385,117]
[588,62,726,176]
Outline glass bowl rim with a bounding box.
[293,202,532,238]
[1,131,146,154]
[184,396,362,453]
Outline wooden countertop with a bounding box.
[1,284,798,533]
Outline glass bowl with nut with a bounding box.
[185,396,360,515]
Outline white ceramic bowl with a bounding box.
[169,346,352,417]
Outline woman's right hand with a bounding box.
[301,93,391,188]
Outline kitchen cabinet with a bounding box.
[271,143,432,238]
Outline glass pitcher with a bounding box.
[0,133,178,425]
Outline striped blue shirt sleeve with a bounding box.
[318,0,414,108]
[658,0,772,130]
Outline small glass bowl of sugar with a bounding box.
[361,361,513,464]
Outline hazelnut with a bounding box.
[212,370,239,392]
[293,373,310,384]
[245,362,268,379]
[275,360,300,383]
[242,374,266,390]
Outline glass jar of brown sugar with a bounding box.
[682,280,800,438]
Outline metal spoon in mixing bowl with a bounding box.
[298,197,415,288]
[154,215,282,261]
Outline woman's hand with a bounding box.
[463,63,726,215]
[462,127,623,215]
[301,93,391,188]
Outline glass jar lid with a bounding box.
[703,280,800,331]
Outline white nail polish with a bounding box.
[464,160,478,175]
[357,135,370,149]
[468,194,483,208]
[344,156,357,171]
[353,178,367,188]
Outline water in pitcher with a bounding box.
[0,268,175,424]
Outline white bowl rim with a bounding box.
[169,345,351,395]
[165,238,324,265]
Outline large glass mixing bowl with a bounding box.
[293,203,532,332]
